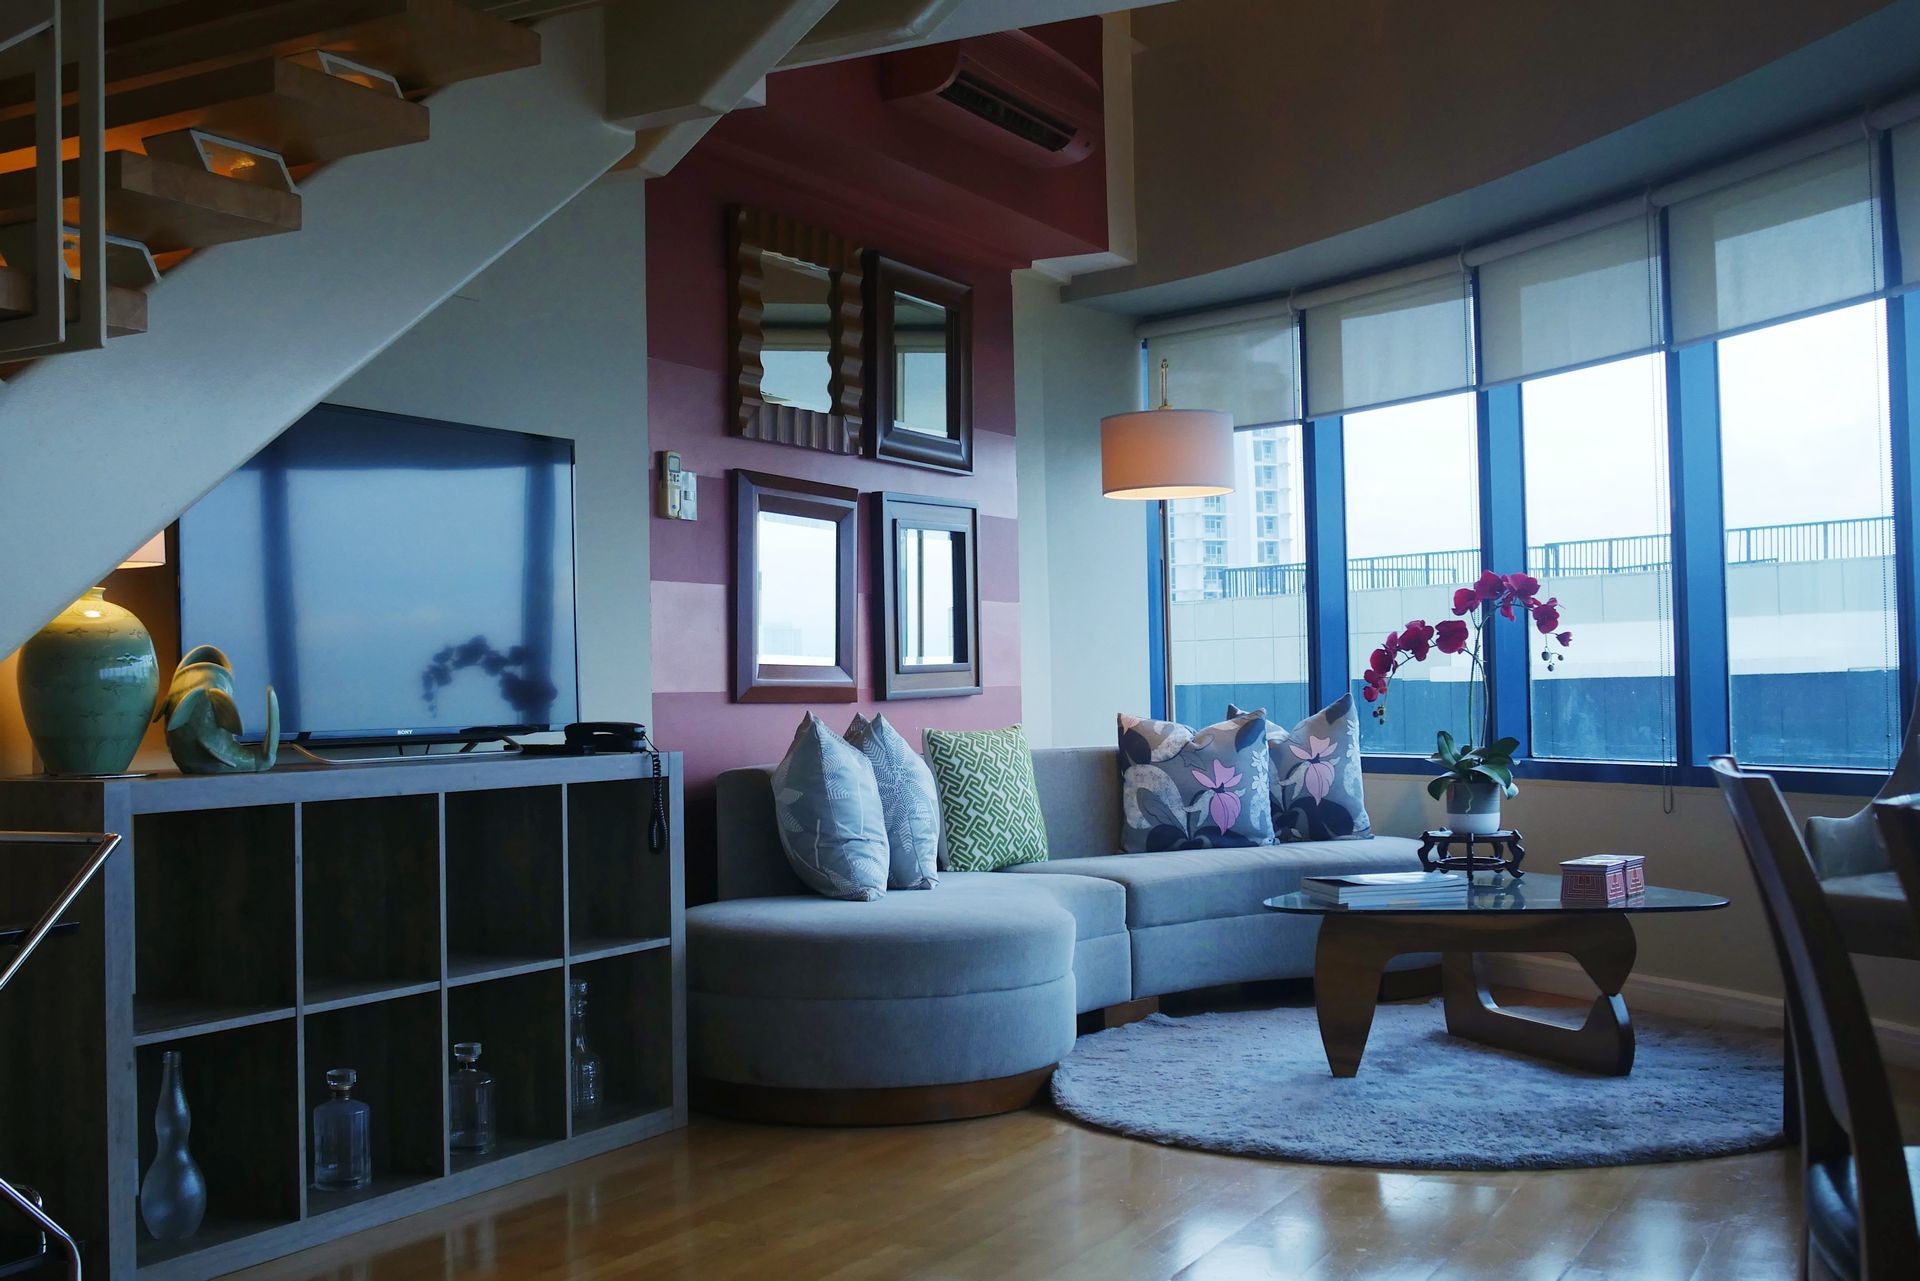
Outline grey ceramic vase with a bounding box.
[17,587,159,776]
[139,1050,207,1242]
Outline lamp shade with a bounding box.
[1100,408,1235,499]
[119,532,166,569]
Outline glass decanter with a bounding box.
[312,1067,371,1191]
[570,980,602,1119]
[448,1042,496,1154]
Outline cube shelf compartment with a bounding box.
[304,993,447,1216]
[301,794,441,1010]
[446,785,565,974]
[447,971,568,1172]
[570,948,675,1133]
[133,1021,301,1269]
[0,752,684,1280]
[568,777,673,954]
[133,804,297,1039]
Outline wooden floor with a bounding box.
[228,989,1912,1281]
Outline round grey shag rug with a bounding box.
[1051,1003,1784,1170]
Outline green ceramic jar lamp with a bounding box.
[16,534,166,776]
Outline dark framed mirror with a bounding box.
[729,206,864,455]
[875,492,981,699]
[866,255,973,473]
[734,471,859,703]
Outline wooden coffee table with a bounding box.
[1263,874,1728,1077]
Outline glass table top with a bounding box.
[1263,874,1728,916]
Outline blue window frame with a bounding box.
[1152,178,1920,797]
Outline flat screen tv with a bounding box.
[178,404,580,744]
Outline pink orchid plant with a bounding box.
[1361,570,1573,802]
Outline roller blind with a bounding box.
[1144,311,1300,427]
[1894,120,1920,288]
[1476,213,1661,385]
[1667,139,1881,345]
[1302,267,1473,418]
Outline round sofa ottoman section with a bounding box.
[687,886,1078,1124]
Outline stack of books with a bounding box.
[1559,854,1647,905]
[1300,871,1466,908]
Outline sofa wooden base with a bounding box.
[1077,996,1160,1034]
[692,1066,1055,1126]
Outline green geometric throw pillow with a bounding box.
[922,724,1049,871]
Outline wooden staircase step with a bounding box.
[0,0,539,112]
[0,266,148,338]
[0,151,301,253]
[0,58,429,176]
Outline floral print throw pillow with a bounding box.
[1228,695,1373,842]
[1116,710,1275,852]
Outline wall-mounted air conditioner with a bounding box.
[879,31,1101,169]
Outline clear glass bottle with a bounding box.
[448,1042,496,1154]
[569,980,601,1119]
[312,1067,371,1191]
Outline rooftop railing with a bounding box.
[1192,515,1894,602]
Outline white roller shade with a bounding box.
[1667,139,1881,345]
[1476,213,1661,385]
[1144,312,1300,427]
[1894,120,1920,288]
[1303,267,1473,418]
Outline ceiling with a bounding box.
[1068,0,1920,319]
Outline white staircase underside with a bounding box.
[0,8,633,657]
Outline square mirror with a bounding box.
[892,292,949,437]
[735,471,858,702]
[868,256,973,473]
[875,493,981,699]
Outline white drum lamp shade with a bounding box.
[1101,408,1235,499]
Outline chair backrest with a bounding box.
[1870,793,1920,942]
[1806,686,1920,880]
[713,745,1124,901]
[1711,757,1916,1276]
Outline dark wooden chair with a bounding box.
[1712,757,1917,1281]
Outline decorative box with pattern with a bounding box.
[1560,854,1647,905]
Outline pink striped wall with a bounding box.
[646,66,1106,894]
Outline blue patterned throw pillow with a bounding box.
[1230,696,1373,841]
[846,713,940,890]
[1116,710,1274,852]
[770,713,890,901]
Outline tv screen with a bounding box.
[179,405,580,743]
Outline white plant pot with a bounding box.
[1443,778,1504,835]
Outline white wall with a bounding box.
[1013,271,1148,746]
[328,176,651,725]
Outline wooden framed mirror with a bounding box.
[875,492,981,699]
[734,471,859,703]
[729,206,864,455]
[866,255,973,473]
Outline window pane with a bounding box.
[1168,426,1309,727]
[1718,300,1899,769]
[1344,394,1479,754]
[1522,355,1675,762]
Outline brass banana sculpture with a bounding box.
[155,645,279,774]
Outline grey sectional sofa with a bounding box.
[688,746,1428,1122]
